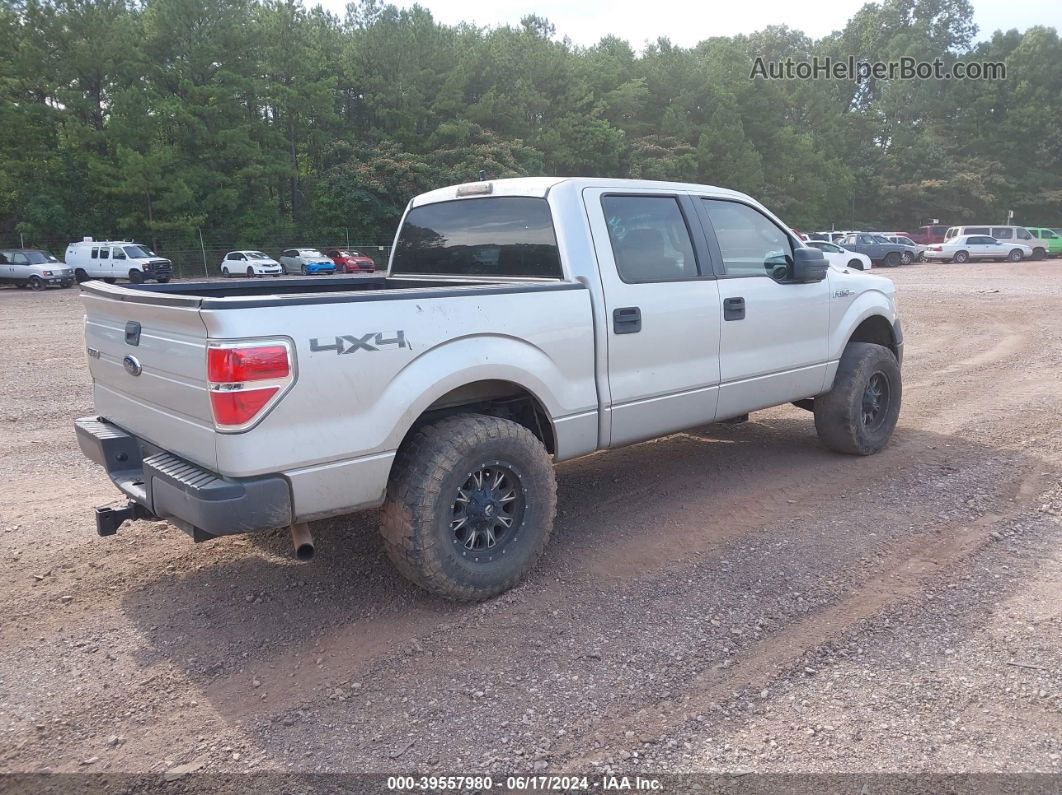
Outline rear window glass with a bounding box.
[392,197,562,278]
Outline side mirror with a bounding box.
[792,246,828,282]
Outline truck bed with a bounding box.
[80,275,576,308]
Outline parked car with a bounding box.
[883,234,927,262]
[0,248,74,289]
[923,234,1032,263]
[944,226,1040,258]
[1026,227,1062,258]
[909,225,950,246]
[74,176,903,600]
[325,249,376,273]
[65,239,172,283]
[804,239,872,271]
[836,233,907,267]
[278,248,336,275]
[220,250,283,278]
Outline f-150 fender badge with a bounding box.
[310,331,408,354]
[834,289,854,297]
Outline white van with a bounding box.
[944,226,1042,259]
[65,239,173,283]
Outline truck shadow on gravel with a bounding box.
[117,412,1053,738]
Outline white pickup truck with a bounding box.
[75,178,903,600]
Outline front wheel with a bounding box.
[814,342,901,456]
[1032,247,1045,261]
[246,266,255,278]
[380,414,557,601]
[128,269,144,284]
[156,277,170,283]
[900,251,913,265]
[74,268,89,283]
[847,259,863,271]
[1007,249,1023,262]
[300,264,307,275]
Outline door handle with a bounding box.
[723,297,745,321]
[613,306,641,334]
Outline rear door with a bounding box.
[82,289,216,467]
[584,188,722,447]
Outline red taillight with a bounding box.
[208,345,289,382]
[207,342,292,429]
[210,388,279,426]
[929,245,942,251]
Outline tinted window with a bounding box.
[702,199,792,279]
[91,247,99,258]
[124,245,155,258]
[12,253,28,265]
[967,227,990,236]
[393,197,562,278]
[992,227,1012,239]
[99,247,109,259]
[601,196,698,283]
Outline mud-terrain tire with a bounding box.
[380,414,557,601]
[814,342,901,456]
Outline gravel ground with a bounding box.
[0,261,1059,782]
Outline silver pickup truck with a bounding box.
[75,177,903,600]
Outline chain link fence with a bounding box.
[0,231,395,280]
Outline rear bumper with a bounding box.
[75,416,292,540]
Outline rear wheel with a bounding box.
[1032,247,1045,261]
[1008,248,1024,262]
[883,251,901,267]
[953,250,969,264]
[814,342,901,456]
[74,268,89,283]
[128,269,144,284]
[380,414,557,601]
[222,266,230,278]
[300,264,307,275]
[103,277,116,284]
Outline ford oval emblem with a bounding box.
[123,355,143,377]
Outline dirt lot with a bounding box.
[0,262,1060,780]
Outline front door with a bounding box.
[584,188,722,447]
[696,198,830,418]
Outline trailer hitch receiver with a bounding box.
[95,501,156,537]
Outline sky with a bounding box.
[320,0,1062,48]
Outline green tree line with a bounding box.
[1,0,1060,257]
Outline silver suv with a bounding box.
[0,249,74,290]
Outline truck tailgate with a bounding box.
[82,290,217,469]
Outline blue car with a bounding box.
[279,248,337,275]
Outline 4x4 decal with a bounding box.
[310,331,408,354]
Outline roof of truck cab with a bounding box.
[409,177,756,207]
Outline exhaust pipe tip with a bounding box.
[290,523,315,562]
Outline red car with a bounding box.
[325,249,376,273]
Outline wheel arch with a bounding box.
[398,378,558,456]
